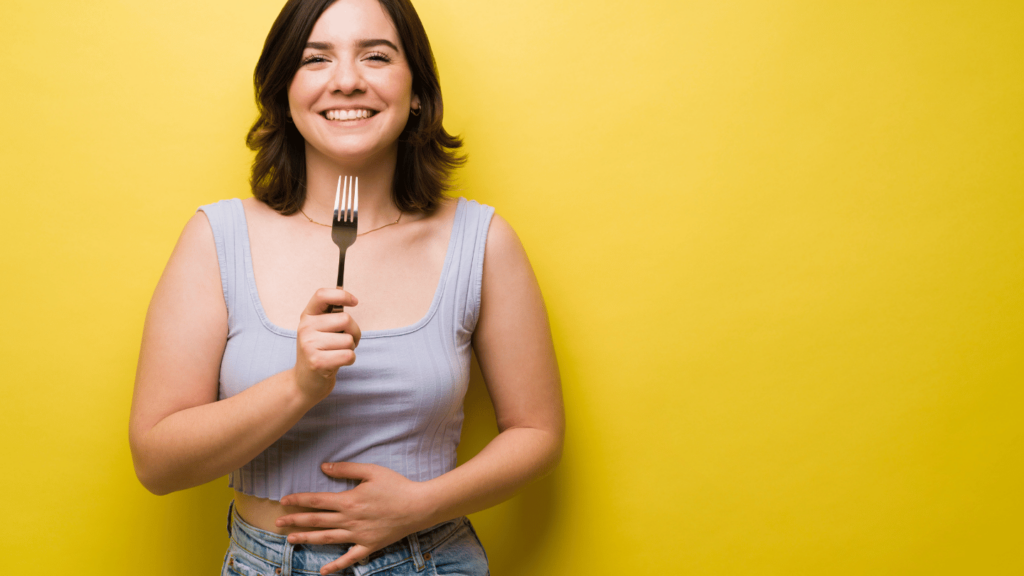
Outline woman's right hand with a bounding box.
[294,287,362,402]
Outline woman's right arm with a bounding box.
[128,211,358,495]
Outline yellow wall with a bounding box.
[1,1,1022,573]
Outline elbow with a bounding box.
[531,424,564,478]
[131,453,175,496]
[129,435,178,496]
[138,477,172,497]
[134,466,175,496]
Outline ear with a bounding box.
[411,94,421,113]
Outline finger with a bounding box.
[279,492,343,509]
[307,312,358,336]
[276,512,348,529]
[320,545,372,575]
[297,349,356,374]
[297,327,355,352]
[303,288,358,315]
[320,461,379,481]
[285,528,353,547]
[305,313,362,347]
[310,332,356,351]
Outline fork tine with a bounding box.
[343,176,350,222]
[345,176,351,222]
[353,177,358,222]
[344,176,356,222]
[334,176,341,222]
[346,176,353,222]
[346,174,354,220]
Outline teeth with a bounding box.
[325,109,372,121]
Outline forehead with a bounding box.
[307,0,401,48]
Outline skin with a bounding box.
[128,1,563,574]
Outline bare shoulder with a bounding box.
[477,209,543,324]
[482,211,532,277]
[150,208,226,333]
[161,210,213,274]
[168,209,221,285]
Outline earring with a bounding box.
[410,107,421,116]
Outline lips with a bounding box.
[321,108,377,121]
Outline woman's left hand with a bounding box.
[277,463,431,575]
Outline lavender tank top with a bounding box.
[198,197,494,500]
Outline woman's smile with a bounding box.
[321,108,378,122]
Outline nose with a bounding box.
[327,58,366,95]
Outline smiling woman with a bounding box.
[127,0,564,575]
[247,0,464,215]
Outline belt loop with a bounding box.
[281,541,294,576]
[407,531,426,572]
[226,501,235,537]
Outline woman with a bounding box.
[128,0,563,574]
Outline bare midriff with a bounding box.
[234,490,330,535]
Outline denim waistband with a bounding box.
[226,501,467,574]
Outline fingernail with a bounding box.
[323,462,333,471]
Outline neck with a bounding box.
[301,144,402,230]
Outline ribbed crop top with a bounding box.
[197,197,495,501]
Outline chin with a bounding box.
[311,143,395,168]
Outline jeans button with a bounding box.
[358,557,369,565]
[423,552,431,560]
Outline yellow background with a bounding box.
[1,0,1022,574]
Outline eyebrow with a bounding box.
[305,39,401,52]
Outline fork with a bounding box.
[327,175,358,313]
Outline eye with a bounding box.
[301,55,329,66]
[365,51,392,63]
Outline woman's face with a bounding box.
[288,0,419,166]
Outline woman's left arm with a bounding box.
[420,211,565,514]
[277,214,564,574]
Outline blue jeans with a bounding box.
[222,502,489,576]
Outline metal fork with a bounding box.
[328,175,358,313]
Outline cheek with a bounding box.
[287,73,318,108]
[379,69,414,105]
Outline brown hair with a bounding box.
[246,0,464,215]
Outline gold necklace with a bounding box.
[299,207,402,236]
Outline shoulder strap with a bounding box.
[443,198,495,334]
[196,198,248,327]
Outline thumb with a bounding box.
[321,461,377,480]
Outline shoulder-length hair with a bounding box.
[246,0,464,215]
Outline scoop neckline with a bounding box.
[235,197,465,340]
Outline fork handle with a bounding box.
[327,254,346,314]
